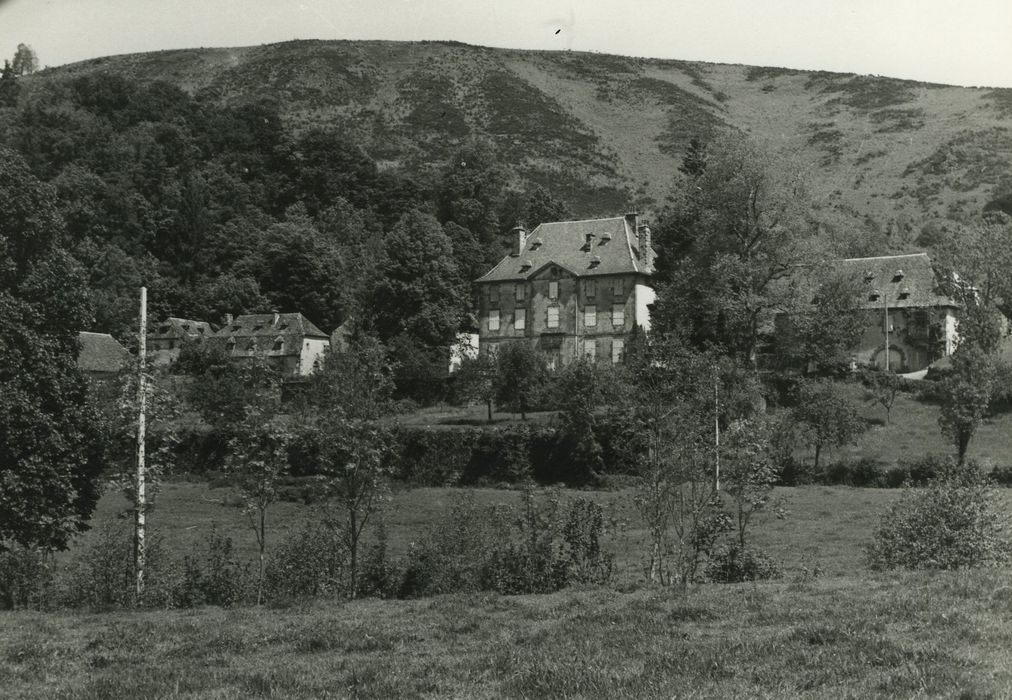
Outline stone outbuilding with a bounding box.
[210,312,329,377]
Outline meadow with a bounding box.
[6,383,1012,698]
[2,478,1009,699]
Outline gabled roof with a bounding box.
[476,216,653,283]
[77,331,131,374]
[148,317,215,341]
[835,253,958,309]
[210,312,328,357]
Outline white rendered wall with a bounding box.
[634,283,656,331]
[300,338,330,375]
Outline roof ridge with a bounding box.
[839,252,929,262]
[622,217,639,273]
[535,216,625,227]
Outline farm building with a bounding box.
[210,312,329,377]
[147,317,215,366]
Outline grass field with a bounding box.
[85,482,935,580]
[4,564,1011,698]
[8,480,1012,697]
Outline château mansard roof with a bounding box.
[833,253,958,310]
[475,215,654,284]
[210,312,328,358]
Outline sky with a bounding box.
[1,0,1010,88]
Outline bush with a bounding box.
[397,490,612,597]
[704,545,782,583]
[990,465,1012,486]
[177,528,252,607]
[0,546,54,610]
[867,462,1009,570]
[819,458,887,487]
[60,519,177,609]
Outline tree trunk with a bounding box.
[487,399,493,424]
[813,443,821,471]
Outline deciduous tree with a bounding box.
[793,379,865,470]
[0,149,104,554]
[939,346,996,465]
[653,134,818,369]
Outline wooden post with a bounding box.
[884,294,890,372]
[135,286,147,599]
[714,374,720,492]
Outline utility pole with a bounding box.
[135,286,147,599]
[883,292,890,372]
[714,374,720,492]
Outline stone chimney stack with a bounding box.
[225,313,233,326]
[638,222,653,271]
[512,225,528,256]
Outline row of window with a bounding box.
[584,338,624,364]
[487,304,625,331]
[487,339,624,368]
[488,278,626,305]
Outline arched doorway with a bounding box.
[873,345,905,372]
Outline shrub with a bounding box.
[397,494,512,596]
[705,545,782,583]
[397,490,612,597]
[867,462,1009,570]
[60,519,177,608]
[990,465,1012,486]
[0,546,54,610]
[177,528,252,607]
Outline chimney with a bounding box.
[225,313,233,326]
[512,225,528,256]
[624,211,639,236]
[638,222,653,271]
[272,311,280,326]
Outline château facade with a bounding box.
[475,214,655,369]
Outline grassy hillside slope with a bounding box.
[38,40,1012,244]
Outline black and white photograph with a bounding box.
[1,0,1011,696]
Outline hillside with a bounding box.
[42,39,1012,240]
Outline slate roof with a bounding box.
[210,313,328,357]
[834,253,958,310]
[476,216,653,283]
[77,331,131,374]
[148,317,214,341]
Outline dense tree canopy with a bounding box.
[0,149,104,551]
[653,135,819,367]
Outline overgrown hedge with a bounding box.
[162,420,641,487]
[778,453,1012,488]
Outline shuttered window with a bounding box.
[547,306,560,328]
[612,304,625,327]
